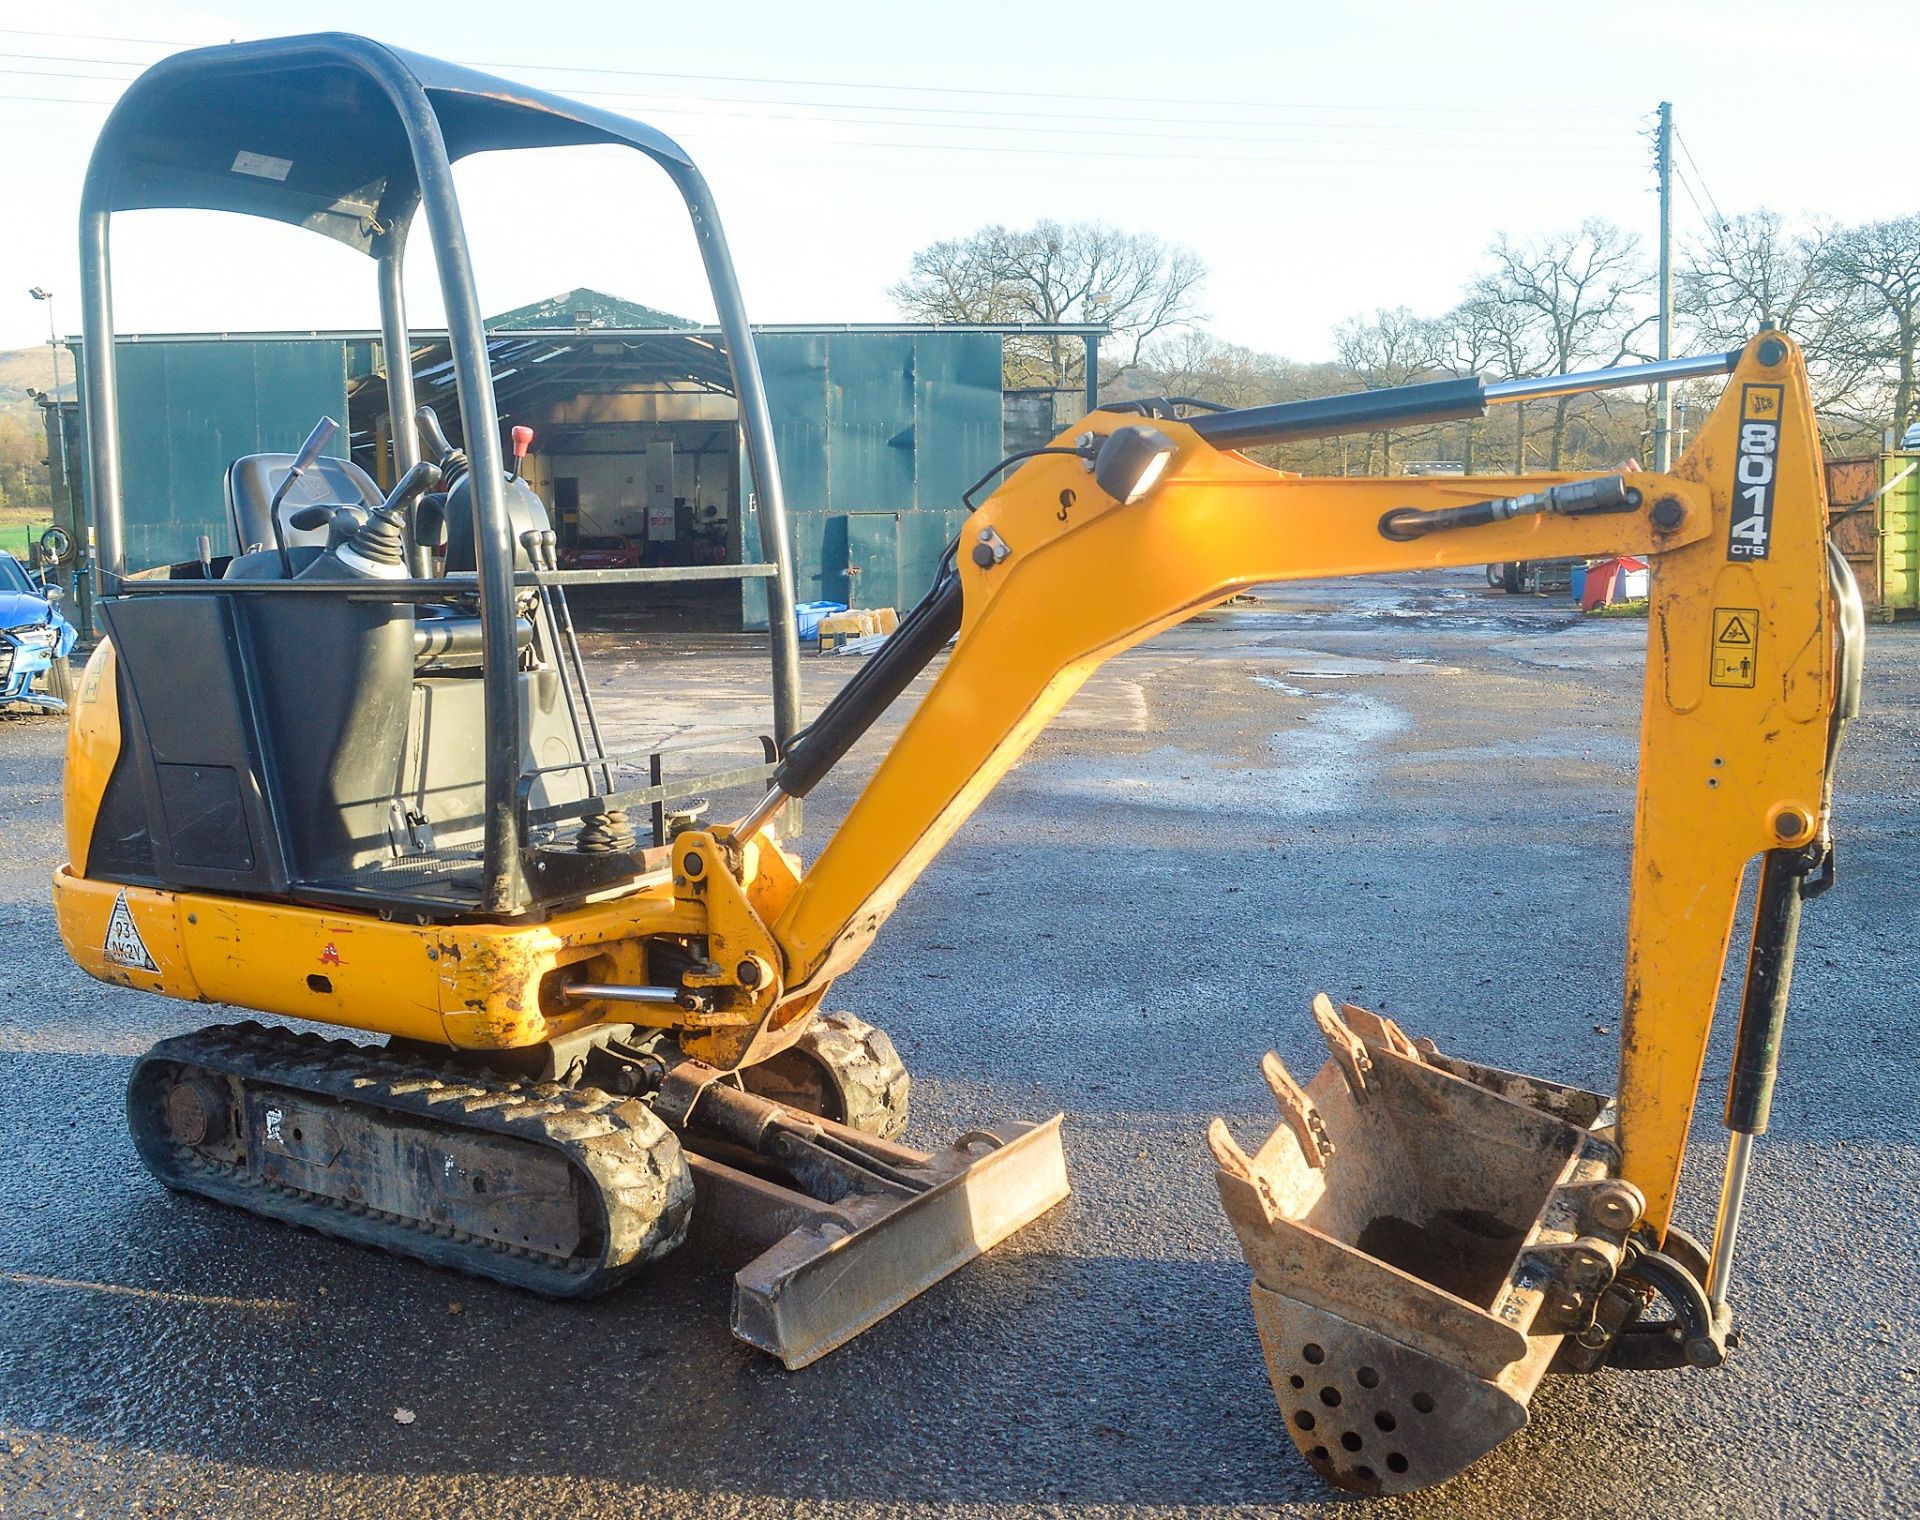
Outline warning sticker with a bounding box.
[230,150,293,182]
[1710,607,1759,688]
[103,890,158,972]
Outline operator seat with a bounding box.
[225,452,383,557]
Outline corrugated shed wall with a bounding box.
[75,339,351,571]
[755,330,1003,612]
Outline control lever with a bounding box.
[296,461,443,583]
[509,425,534,482]
[414,405,455,464]
[286,502,367,551]
[414,494,450,551]
[380,459,443,517]
[299,462,439,554]
[522,526,612,795]
[270,415,340,577]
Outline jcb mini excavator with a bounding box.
[55,35,1860,1496]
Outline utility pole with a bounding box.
[1653,102,1674,471]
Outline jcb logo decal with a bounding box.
[1728,384,1784,561]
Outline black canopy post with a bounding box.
[354,46,527,912]
[76,201,123,586]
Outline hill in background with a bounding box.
[0,346,67,405]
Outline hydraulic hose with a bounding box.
[773,572,964,799]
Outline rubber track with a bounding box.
[127,1021,693,1297]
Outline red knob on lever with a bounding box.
[509,425,534,481]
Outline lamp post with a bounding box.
[28,287,59,399]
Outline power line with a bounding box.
[1672,163,1714,231]
[0,76,1648,150]
[0,24,1648,118]
[0,50,1637,139]
[0,59,1646,164]
[0,85,1643,170]
[1673,129,1730,231]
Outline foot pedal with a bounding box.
[1210,996,1642,1494]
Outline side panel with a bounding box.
[756,333,833,608]
[1823,457,1881,611]
[913,331,1004,522]
[826,334,916,542]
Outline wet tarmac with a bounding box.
[2,569,1916,1518]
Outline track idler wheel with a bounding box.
[1210,996,1643,1495]
[738,1010,910,1140]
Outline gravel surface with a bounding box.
[1,569,1915,1518]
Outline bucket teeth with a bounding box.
[1260,1051,1332,1168]
[1210,998,1631,1495]
[1206,1117,1254,1181]
[1310,992,1373,1099]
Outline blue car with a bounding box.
[0,548,80,713]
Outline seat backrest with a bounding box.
[225,453,384,557]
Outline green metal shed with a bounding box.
[66,318,1104,632]
[72,337,358,571]
[758,328,1005,612]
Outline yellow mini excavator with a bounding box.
[56,35,1861,1497]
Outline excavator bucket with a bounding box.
[1210,996,1644,1495]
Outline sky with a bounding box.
[1,0,1914,364]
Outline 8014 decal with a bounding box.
[1727,383,1784,561]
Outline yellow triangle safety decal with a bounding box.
[103,890,159,972]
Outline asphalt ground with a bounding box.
[1,569,1915,1519]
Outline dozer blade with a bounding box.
[722,1118,1067,1368]
[1210,996,1644,1496]
[662,1066,1069,1368]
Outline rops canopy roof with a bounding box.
[83,32,694,255]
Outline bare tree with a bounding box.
[1127,331,1355,471]
[1678,209,1835,345]
[1824,214,1920,440]
[1675,208,1872,434]
[1333,306,1441,471]
[1475,219,1655,467]
[1133,329,1285,410]
[1433,296,1543,472]
[890,220,1206,396]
